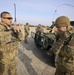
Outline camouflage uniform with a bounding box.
[0,22,23,75]
[36,24,44,35]
[35,25,44,43]
[24,23,30,43]
[49,16,74,75]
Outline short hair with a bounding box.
[0,11,10,18]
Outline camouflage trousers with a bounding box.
[55,67,74,75]
[24,34,29,42]
[0,50,18,75]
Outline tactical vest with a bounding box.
[0,24,19,53]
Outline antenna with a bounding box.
[14,4,16,26]
[53,4,74,21]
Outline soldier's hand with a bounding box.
[14,26,22,32]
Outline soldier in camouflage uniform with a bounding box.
[24,23,30,44]
[36,24,44,35]
[47,16,74,75]
[0,11,23,75]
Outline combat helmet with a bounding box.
[55,16,70,27]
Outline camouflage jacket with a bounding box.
[51,26,74,72]
[0,22,23,53]
[36,27,44,35]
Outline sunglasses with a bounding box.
[3,17,13,20]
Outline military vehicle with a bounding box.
[35,33,57,50]
[31,31,57,67]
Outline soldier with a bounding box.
[0,11,23,75]
[24,22,30,44]
[47,16,74,75]
[36,24,44,35]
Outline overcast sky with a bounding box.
[0,0,74,26]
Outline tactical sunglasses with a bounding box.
[3,17,13,20]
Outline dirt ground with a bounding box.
[17,27,56,75]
